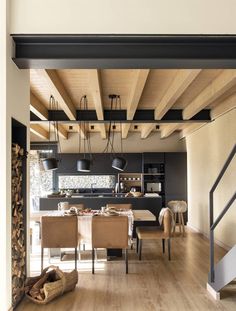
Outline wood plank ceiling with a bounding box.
[30,69,236,141]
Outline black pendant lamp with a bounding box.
[42,96,61,171]
[42,157,58,171]
[112,156,127,171]
[103,94,127,171]
[77,158,91,172]
[77,95,93,172]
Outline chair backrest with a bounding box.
[41,216,78,248]
[106,203,132,210]
[92,216,128,249]
[163,210,172,238]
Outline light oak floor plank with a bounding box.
[16,230,236,311]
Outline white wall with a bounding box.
[10,0,236,34]
[187,109,236,248]
[0,1,30,309]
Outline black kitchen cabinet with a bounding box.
[164,152,187,205]
[142,152,164,165]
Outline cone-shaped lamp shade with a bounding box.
[42,157,58,171]
[77,159,91,172]
[112,157,127,171]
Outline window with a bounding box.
[30,150,53,210]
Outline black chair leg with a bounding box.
[136,236,139,254]
[92,248,95,274]
[138,239,142,260]
[162,239,165,254]
[125,249,128,274]
[168,239,171,261]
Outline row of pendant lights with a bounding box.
[42,94,127,172]
[76,156,127,172]
[42,155,127,172]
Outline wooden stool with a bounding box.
[173,212,185,236]
[168,201,187,236]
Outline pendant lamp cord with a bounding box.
[49,95,62,161]
[78,95,93,161]
[102,94,122,156]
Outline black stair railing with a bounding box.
[209,144,236,283]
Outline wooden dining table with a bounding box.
[30,209,156,223]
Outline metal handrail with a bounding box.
[209,144,236,283]
[211,192,236,231]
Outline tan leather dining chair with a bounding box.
[41,216,78,272]
[136,209,172,261]
[92,216,129,274]
[106,203,132,210]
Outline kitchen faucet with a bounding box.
[90,183,96,193]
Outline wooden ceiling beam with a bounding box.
[30,124,49,140]
[127,70,150,120]
[30,92,48,120]
[122,123,132,139]
[180,123,206,139]
[211,93,236,120]
[30,93,68,139]
[37,69,76,120]
[160,124,181,139]
[88,69,106,139]
[155,69,201,120]
[122,69,150,138]
[56,124,68,140]
[141,124,156,139]
[183,70,236,120]
[77,125,87,140]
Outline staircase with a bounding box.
[207,144,236,299]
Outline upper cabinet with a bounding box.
[142,152,165,164]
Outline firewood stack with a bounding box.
[12,143,26,307]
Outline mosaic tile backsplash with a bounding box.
[58,175,116,189]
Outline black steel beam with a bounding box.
[11,34,236,69]
[30,109,211,123]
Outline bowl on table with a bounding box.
[130,191,143,197]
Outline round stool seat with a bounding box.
[168,201,187,213]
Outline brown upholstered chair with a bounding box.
[41,216,78,272]
[92,216,129,274]
[136,209,172,261]
[106,203,132,210]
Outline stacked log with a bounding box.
[12,143,26,307]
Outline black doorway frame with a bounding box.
[11,34,236,69]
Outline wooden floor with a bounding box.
[17,230,236,311]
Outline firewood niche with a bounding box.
[12,143,26,308]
